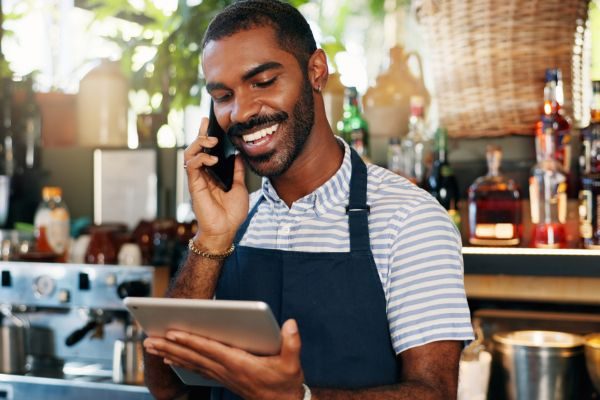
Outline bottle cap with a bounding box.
[545,68,560,83]
[42,186,62,200]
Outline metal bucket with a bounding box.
[0,325,27,374]
[493,330,585,400]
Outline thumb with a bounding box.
[280,319,302,366]
[232,154,246,187]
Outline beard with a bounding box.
[227,78,315,177]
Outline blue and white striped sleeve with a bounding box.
[386,198,474,354]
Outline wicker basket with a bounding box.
[415,0,590,138]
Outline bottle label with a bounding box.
[557,182,567,223]
[475,223,515,239]
[441,165,453,177]
[529,177,540,224]
[46,209,69,254]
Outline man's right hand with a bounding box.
[184,117,249,252]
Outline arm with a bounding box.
[143,252,227,400]
[311,341,461,400]
[144,326,461,400]
[144,117,249,400]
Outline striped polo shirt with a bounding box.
[240,139,474,354]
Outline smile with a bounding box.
[242,124,279,144]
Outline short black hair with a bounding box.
[202,0,317,73]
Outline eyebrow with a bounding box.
[241,61,283,81]
[206,61,284,94]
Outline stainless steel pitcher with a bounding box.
[493,330,586,400]
[112,325,144,385]
[0,307,28,374]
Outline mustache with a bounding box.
[227,111,288,138]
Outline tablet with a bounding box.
[123,297,281,386]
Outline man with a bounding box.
[143,1,474,399]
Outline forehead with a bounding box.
[202,26,297,82]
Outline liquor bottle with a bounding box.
[22,76,42,170]
[581,81,600,175]
[535,68,572,172]
[387,137,403,175]
[401,96,430,186]
[579,81,600,249]
[0,78,14,177]
[336,87,370,160]
[579,174,600,249]
[530,126,568,248]
[427,127,461,229]
[34,186,70,262]
[468,146,521,246]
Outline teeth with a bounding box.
[242,124,278,143]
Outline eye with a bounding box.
[252,76,277,89]
[212,92,232,103]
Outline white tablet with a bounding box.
[123,297,281,386]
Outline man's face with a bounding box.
[202,26,314,177]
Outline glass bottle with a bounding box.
[22,76,42,170]
[530,126,568,248]
[427,127,461,230]
[401,96,430,187]
[468,146,521,246]
[579,81,600,249]
[34,186,70,262]
[336,87,370,160]
[535,69,572,172]
[0,78,14,177]
[581,81,600,175]
[387,137,403,175]
[579,174,600,249]
[85,225,117,265]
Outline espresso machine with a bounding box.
[0,261,166,399]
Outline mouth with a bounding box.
[241,123,279,145]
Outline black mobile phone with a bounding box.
[204,101,236,192]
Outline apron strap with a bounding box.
[346,149,371,252]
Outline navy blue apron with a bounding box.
[210,149,399,400]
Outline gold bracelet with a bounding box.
[188,239,235,260]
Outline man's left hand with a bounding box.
[144,319,305,400]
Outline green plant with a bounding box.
[0,1,30,78]
[86,0,406,115]
[87,0,310,117]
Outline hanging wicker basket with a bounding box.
[415,0,590,138]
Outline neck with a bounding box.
[270,109,344,207]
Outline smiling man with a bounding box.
[143,1,473,399]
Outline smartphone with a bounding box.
[203,101,236,192]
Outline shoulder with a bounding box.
[366,164,452,225]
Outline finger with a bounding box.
[231,154,246,188]
[148,335,228,376]
[183,118,216,160]
[184,151,219,193]
[166,331,248,366]
[185,152,219,172]
[163,354,220,381]
[279,319,302,369]
[198,116,209,137]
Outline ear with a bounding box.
[307,49,329,93]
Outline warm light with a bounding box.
[543,101,552,115]
[462,247,600,256]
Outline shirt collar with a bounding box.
[259,138,352,216]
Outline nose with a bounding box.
[230,93,260,124]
